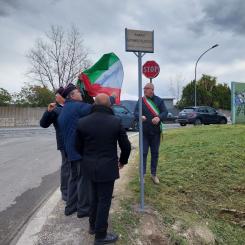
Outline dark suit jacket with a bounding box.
[75,105,131,182]
[40,104,63,150]
[134,95,168,135]
[58,99,92,161]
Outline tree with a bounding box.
[213,83,231,110]
[176,81,195,108]
[27,25,90,91]
[197,75,217,106]
[14,84,54,107]
[177,74,231,110]
[0,88,12,105]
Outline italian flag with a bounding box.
[77,53,123,104]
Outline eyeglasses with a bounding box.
[144,87,153,90]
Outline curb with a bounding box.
[14,188,61,245]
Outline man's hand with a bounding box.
[152,116,160,125]
[118,163,124,170]
[142,116,147,121]
[48,103,56,112]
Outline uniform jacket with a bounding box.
[40,104,63,150]
[75,105,131,182]
[58,99,92,161]
[134,95,168,135]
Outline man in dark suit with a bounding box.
[75,94,131,245]
[40,87,69,201]
[134,82,168,184]
[58,83,92,217]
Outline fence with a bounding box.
[0,106,46,127]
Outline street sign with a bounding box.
[125,28,154,53]
[142,60,160,78]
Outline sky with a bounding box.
[0,0,245,100]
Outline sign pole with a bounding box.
[137,51,144,211]
[125,28,154,212]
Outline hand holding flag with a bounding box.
[77,53,124,104]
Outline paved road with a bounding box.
[0,127,60,245]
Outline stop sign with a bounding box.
[142,60,160,78]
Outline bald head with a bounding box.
[144,82,154,97]
[95,93,111,107]
[144,83,154,89]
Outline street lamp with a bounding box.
[194,44,219,106]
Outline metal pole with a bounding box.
[194,63,197,107]
[231,82,235,124]
[194,44,219,107]
[137,51,144,211]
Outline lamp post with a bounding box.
[194,44,219,106]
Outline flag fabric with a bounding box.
[77,52,123,104]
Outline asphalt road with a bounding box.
[0,127,60,245]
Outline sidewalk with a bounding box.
[14,133,138,245]
[15,188,94,245]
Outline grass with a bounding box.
[111,200,140,245]
[112,125,245,244]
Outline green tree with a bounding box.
[177,74,231,110]
[213,83,231,110]
[198,75,216,106]
[0,88,12,105]
[176,81,195,108]
[14,84,54,107]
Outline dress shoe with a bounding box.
[151,175,160,184]
[64,208,77,216]
[77,212,89,218]
[94,232,118,245]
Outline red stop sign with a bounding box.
[142,60,160,78]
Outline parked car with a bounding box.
[177,106,227,126]
[164,112,178,122]
[112,105,138,131]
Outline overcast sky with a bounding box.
[0,0,245,100]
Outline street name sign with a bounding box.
[125,28,154,53]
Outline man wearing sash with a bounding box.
[134,83,168,184]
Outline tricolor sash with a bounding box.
[142,96,165,132]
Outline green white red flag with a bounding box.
[77,52,123,104]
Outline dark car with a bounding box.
[112,105,138,131]
[177,106,227,126]
[164,112,178,122]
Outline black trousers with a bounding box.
[65,160,91,215]
[60,150,70,201]
[89,180,115,239]
[143,133,160,176]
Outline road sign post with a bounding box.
[125,28,154,211]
